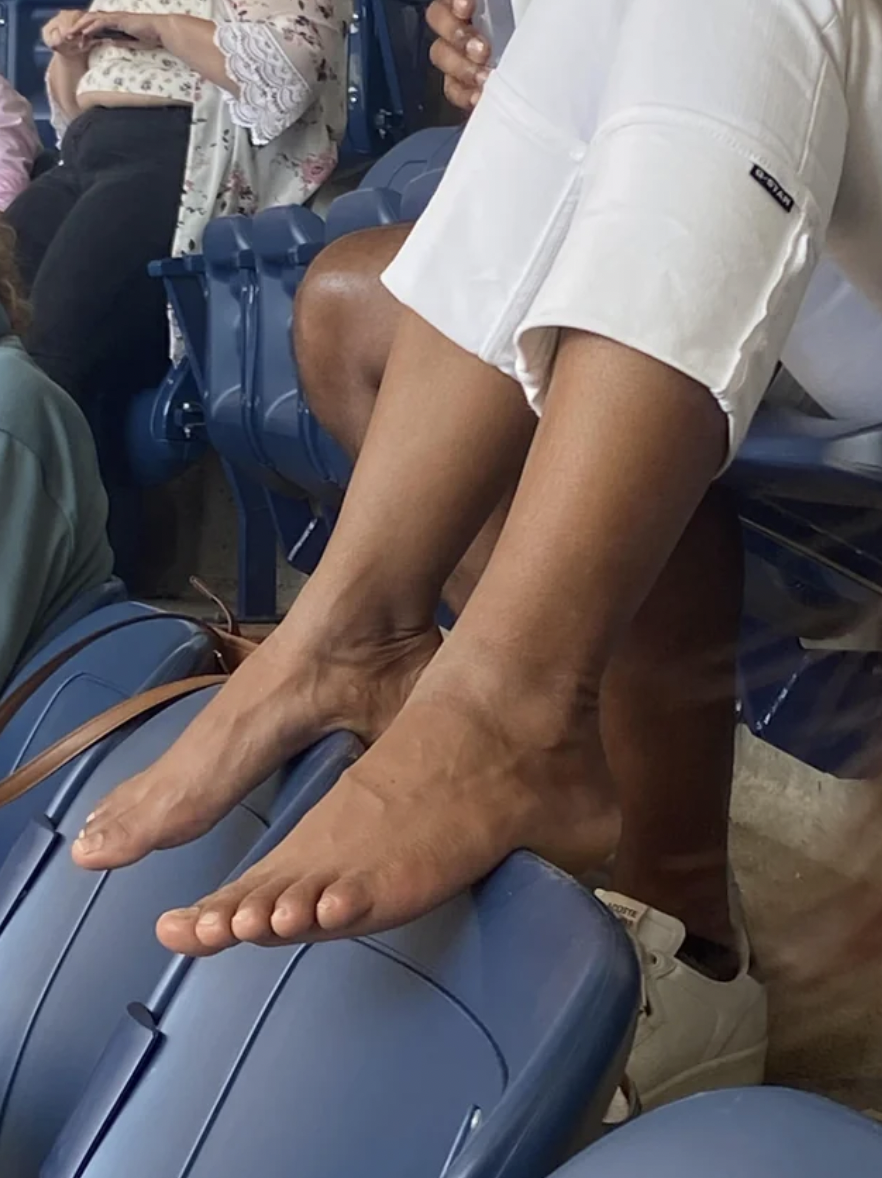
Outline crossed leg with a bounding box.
[75,284,732,954]
[297,227,742,953]
[71,0,826,957]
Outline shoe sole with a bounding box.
[640,1041,768,1110]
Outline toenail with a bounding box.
[165,906,199,919]
[74,830,104,853]
[196,911,221,927]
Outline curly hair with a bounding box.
[0,219,29,335]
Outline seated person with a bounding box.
[71,0,882,1119]
[3,0,349,410]
[0,221,112,687]
[0,77,40,210]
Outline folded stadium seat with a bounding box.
[325,125,462,242]
[338,0,434,165]
[42,776,639,1178]
[547,1088,882,1177]
[0,603,218,864]
[0,686,361,1177]
[250,205,350,499]
[148,253,209,396]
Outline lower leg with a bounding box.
[300,237,742,921]
[154,330,733,952]
[603,487,743,957]
[298,226,519,616]
[74,311,536,870]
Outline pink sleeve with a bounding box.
[0,77,41,210]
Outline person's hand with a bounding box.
[70,9,167,50]
[42,9,91,57]
[427,0,491,111]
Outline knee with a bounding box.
[295,225,410,439]
[294,233,381,431]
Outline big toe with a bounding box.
[156,895,241,957]
[71,807,153,870]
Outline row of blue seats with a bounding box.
[1,585,880,1174]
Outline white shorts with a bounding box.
[382,0,863,458]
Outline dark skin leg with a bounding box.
[297,226,742,949]
[137,318,731,954]
[73,229,734,956]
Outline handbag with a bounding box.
[0,582,260,810]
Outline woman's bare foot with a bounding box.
[154,648,621,955]
[71,580,441,872]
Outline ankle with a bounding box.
[611,850,736,951]
[434,630,604,749]
[291,565,439,648]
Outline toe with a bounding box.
[156,881,247,956]
[315,876,374,934]
[270,876,333,940]
[155,905,224,957]
[230,883,286,943]
[71,809,150,870]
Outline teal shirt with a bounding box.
[0,314,113,685]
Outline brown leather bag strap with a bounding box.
[0,673,227,809]
[0,611,257,738]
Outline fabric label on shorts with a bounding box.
[750,164,794,213]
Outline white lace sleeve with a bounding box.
[214,2,349,147]
[47,85,72,146]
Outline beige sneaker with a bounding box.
[597,889,768,1114]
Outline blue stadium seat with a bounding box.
[201,214,331,619]
[326,125,461,241]
[18,575,128,663]
[251,204,350,497]
[340,0,433,163]
[0,689,362,1176]
[43,779,639,1178]
[0,603,218,863]
[204,126,464,612]
[549,1088,882,1177]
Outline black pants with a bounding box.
[5,106,190,408]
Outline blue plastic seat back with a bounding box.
[326,126,462,241]
[0,603,217,863]
[341,0,433,163]
[201,215,262,475]
[0,687,362,1177]
[250,205,351,495]
[729,407,882,506]
[0,0,56,145]
[19,577,128,664]
[148,254,209,394]
[551,1088,882,1177]
[45,770,639,1178]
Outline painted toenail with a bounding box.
[75,830,104,853]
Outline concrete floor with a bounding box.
[732,730,882,1113]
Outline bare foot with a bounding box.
[155,651,621,955]
[71,583,441,872]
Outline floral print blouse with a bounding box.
[51,0,350,349]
